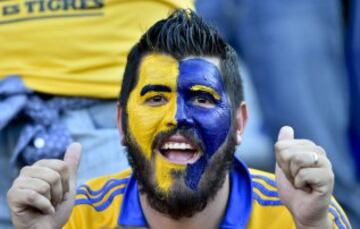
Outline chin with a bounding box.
[124,129,237,219]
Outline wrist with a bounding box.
[295,217,332,229]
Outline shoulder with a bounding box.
[246,169,294,228]
[249,168,282,206]
[75,168,132,211]
[64,168,133,228]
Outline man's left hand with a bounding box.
[275,126,334,229]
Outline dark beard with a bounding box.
[123,126,237,219]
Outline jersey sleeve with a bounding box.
[328,197,352,229]
[62,205,85,229]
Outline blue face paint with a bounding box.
[175,58,232,190]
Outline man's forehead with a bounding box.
[139,53,220,70]
[137,53,221,84]
[137,54,179,85]
[182,55,220,70]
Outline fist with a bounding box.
[275,126,334,229]
[7,143,82,229]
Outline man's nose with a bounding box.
[175,96,194,126]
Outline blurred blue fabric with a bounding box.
[0,76,102,167]
[12,94,99,166]
[197,0,360,227]
[0,76,30,130]
[347,0,360,179]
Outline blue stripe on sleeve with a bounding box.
[252,192,282,206]
[76,182,126,205]
[77,177,130,196]
[251,174,277,188]
[330,201,351,229]
[252,181,279,198]
[329,207,347,229]
[75,187,126,212]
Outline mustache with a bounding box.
[152,126,205,153]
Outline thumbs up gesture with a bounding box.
[7,143,82,229]
[275,126,334,229]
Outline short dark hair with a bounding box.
[119,9,243,109]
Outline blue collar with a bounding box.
[118,157,253,228]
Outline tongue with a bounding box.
[164,150,195,162]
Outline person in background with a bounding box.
[347,0,360,181]
[7,10,350,229]
[0,1,194,228]
[196,0,360,227]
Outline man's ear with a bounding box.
[235,102,248,145]
[116,103,126,146]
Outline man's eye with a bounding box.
[192,96,215,108]
[145,95,168,106]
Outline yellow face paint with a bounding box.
[126,53,186,192]
[155,154,185,192]
[190,85,221,100]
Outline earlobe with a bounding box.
[235,102,248,145]
[116,103,126,146]
[236,131,242,145]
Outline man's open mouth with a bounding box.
[156,134,201,165]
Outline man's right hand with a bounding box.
[7,143,82,229]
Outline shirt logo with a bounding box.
[0,0,104,25]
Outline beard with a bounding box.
[123,124,237,219]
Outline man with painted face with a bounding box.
[7,9,350,229]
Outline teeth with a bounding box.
[161,142,193,150]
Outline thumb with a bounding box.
[277,126,294,141]
[64,142,82,186]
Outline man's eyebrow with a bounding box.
[190,85,220,100]
[140,84,172,96]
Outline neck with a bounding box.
[140,175,230,229]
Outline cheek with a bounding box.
[193,107,231,157]
[127,95,178,159]
[182,106,231,190]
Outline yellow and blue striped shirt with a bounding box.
[64,158,351,229]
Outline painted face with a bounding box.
[126,53,232,193]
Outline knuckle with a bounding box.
[19,166,31,176]
[6,188,14,200]
[323,157,333,169]
[26,190,38,203]
[12,177,23,186]
[57,162,68,174]
[301,139,316,146]
[312,175,319,184]
[48,172,61,186]
[297,169,306,180]
[33,159,48,166]
[328,170,335,182]
[293,154,303,165]
[39,182,51,194]
[274,142,285,153]
[315,146,327,156]
[280,149,291,162]
[13,177,28,188]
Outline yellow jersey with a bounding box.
[0,0,194,98]
[64,158,351,229]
